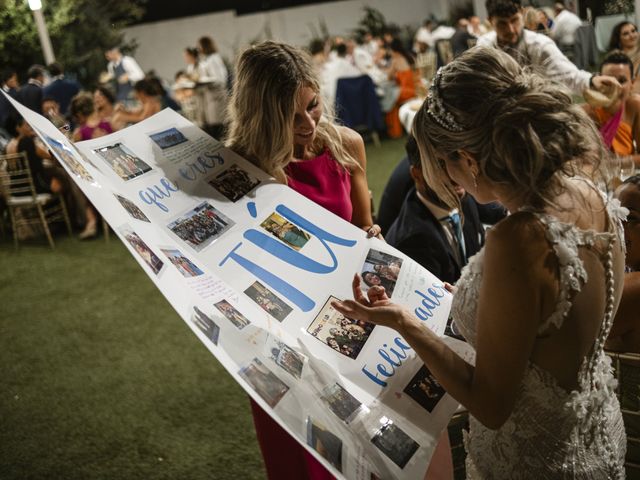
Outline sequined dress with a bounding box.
[451,202,628,479]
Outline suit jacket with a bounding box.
[386,187,485,284]
[377,156,413,235]
[43,77,81,115]
[0,86,18,129]
[17,82,43,115]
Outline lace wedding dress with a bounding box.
[451,203,628,479]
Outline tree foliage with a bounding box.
[0,0,146,88]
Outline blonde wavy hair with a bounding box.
[226,40,358,183]
[413,47,605,212]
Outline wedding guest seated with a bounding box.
[608,21,640,89]
[377,153,507,235]
[386,135,485,283]
[69,92,113,141]
[41,97,68,132]
[582,51,640,168]
[93,86,115,121]
[320,42,362,107]
[112,78,162,126]
[384,39,416,138]
[607,175,640,353]
[5,114,61,195]
[5,114,98,239]
[449,18,476,58]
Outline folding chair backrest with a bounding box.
[335,75,384,132]
[0,151,38,198]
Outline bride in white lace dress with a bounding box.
[333,47,628,479]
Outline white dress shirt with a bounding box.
[551,9,583,46]
[477,28,591,95]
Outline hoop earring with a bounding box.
[472,172,478,190]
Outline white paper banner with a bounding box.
[5,93,473,479]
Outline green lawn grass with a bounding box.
[0,137,405,479]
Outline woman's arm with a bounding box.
[339,126,375,230]
[34,139,52,160]
[334,214,549,429]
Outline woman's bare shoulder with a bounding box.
[336,126,365,167]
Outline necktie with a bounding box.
[448,212,466,265]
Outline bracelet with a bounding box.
[589,75,595,89]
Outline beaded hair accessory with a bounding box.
[427,67,464,132]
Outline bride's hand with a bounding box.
[331,274,414,332]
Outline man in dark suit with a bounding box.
[0,68,19,129]
[385,136,485,284]
[17,65,45,115]
[43,62,80,116]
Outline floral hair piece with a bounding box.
[427,67,464,132]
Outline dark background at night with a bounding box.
[138,0,344,24]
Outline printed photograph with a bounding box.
[267,338,305,379]
[403,365,446,413]
[239,358,289,408]
[360,249,403,298]
[444,315,465,341]
[191,306,220,345]
[42,134,94,182]
[260,212,311,251]
[321,383,363,423]
[114,194,150,222]
[306,418,343,473]
[167,202,234,252]
[149,127,188,149]
[244,281,292,322]
[94,142,152,181]
[208,164,261,202]
[214,299,250,330]
[307,296,375,360]
[118,226,164,275]
[160,248,204,277]
[370,418,419,469]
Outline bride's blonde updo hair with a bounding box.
[413,47,604,211]
[226,40,357,183]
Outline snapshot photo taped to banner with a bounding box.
[4,91,470,480]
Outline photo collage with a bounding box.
[160,248,204,277]
[239,358,289,408]
[149,127,188,150]
[214,299,251,330]
[208,163,261,202]
[40,133,94,182]
[244,281,293,322]
[191,306,220,346]
[118,226,164,275]
[266,338,305,379]
[403,365,446,414]
[370,417,419,469]
[114,194,150,222]
[260,212,311,251]
[307,296,375,360]
[360,249,403,298]
[167,201,234,252]
[307,417,343,473]
[320,383,364,423]
[94,142,152,181]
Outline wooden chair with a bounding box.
[0,151,72,248]
[436,39,454,67]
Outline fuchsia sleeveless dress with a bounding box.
[250,148,352,480]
